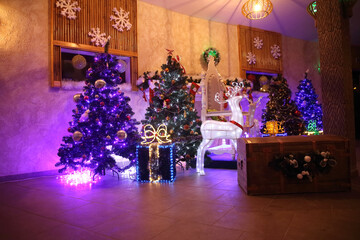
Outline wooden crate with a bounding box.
[237,135,351,195]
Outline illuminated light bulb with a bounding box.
[253,3,262,12]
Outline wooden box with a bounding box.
[237,135,351,195]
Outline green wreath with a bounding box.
[202,47,220,66]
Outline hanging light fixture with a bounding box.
[242,0,273,20]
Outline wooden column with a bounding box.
[316,0,357,176]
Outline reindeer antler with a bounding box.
[225,82,244,98]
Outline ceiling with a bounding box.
[140,0,360,45]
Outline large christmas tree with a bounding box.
[295,72,323,133]
[261,75,305,135]
[138,51,201,168]
[56,51,140,178]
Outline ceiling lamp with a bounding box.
[242,0,273,20]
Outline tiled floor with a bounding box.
[1,168,360,240]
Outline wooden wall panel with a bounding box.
[52,45,62,87]
[51,0,138,89]
[238,25,282,78]
[53,0,137,52]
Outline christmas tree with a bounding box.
[295,71,323,133]
[56,50,140,178]
[139,50,202,168]
[261,75,305,135]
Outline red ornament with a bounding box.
[127,115,131,120]
[100,102,105,106]
[68,127,72,132]
[183,124,190,131]
[185,154,191,159]
[165,99,170,103]
[84,96,89,100]
[295,110,301,116]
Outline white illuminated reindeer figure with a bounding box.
[196,83,244,175]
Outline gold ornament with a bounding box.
[73,93,81,103]
[72,55,87,70]
[95,79,106,88]
[117,130,127,140]
[106,135,111,140]
[95,95,99,98]
[72,131,83,141]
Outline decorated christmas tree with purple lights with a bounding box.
[295,71,323,134]
[56,47,140,180]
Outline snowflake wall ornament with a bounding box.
[56,0,81,20]
[271,44,281,59]
[246,52,256,65]
[88,28,111,47]
[110,7,132,32]
[253,37,263,49]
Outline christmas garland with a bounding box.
[202,47,221,66]
[269,151,337,182]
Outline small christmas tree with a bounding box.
[261,75,305,135]
[139,50,201,168]
[56,50,140,178]
[295,71,323,133]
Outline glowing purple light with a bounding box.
[58,168,100,186]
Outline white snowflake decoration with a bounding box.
[271,44,281,59]
[246,52,256,65]
[56,0,81,20]
[110,7,132,32]
[88,28,111,47]
[253,37,263,49]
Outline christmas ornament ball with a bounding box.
[117,130,127,140]
[72,131,83,141]
[116,59,127,73]
[297,173,303,179]
[106,135,111,140]
[304,156,311,163]
[72,55,87,70]
[73,93,81,103]
[95,79,106,88]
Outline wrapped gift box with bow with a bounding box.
[136,124,176,182]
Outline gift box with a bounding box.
[136,143,176,182]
